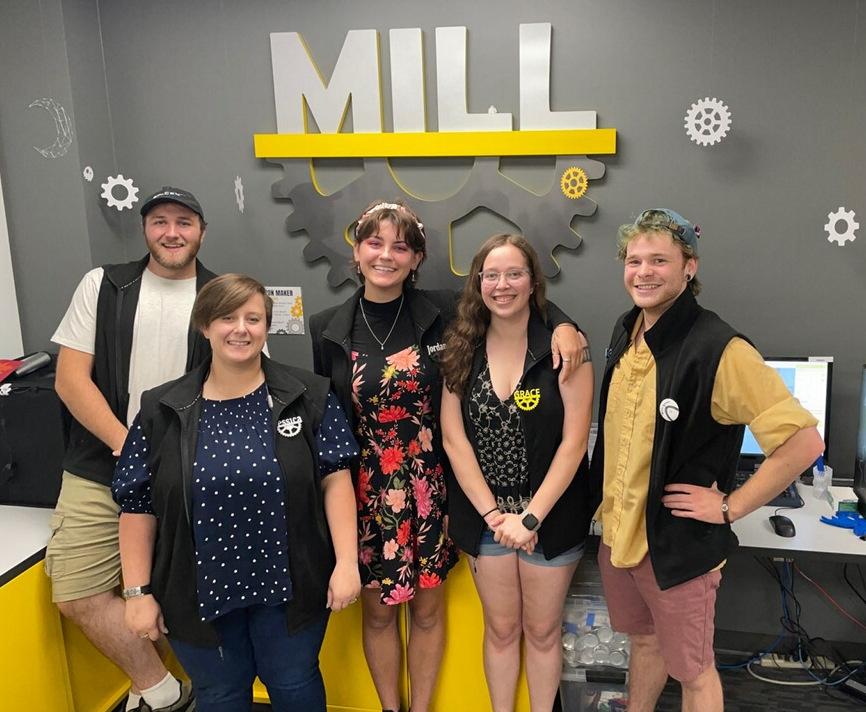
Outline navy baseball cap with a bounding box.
[140,186,204,222]
[634,208,700,253]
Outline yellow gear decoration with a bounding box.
[514,388,541,411]
[560,167,588,200]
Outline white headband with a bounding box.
[356,202,424,235]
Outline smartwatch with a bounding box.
[521,511,541,532]
[122,584,153,600]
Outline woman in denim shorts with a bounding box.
[440,234,595,712]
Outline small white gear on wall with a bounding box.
[825,207,859,246]
[83,166,94,182]
[100,174,139,211]
[684,97,731,146]
[234,175,245,213]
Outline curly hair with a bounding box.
[439,234,548,398]
[351,198,427,287]
[616,212,701,296]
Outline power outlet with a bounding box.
[759,654,805,669]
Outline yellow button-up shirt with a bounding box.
[600,317,818,569]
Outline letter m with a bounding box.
[270,30,382,134]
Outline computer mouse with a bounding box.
[769,514,796,538]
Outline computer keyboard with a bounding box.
[733,471,805,509]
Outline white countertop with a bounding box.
[0,505,54,581]
[731,482,866,558]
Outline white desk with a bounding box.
[731,482,866,559]
[0,504,54,586]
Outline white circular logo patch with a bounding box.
[277,416,303,438]
[659,398,680,422]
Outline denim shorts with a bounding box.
[477,529,584,568]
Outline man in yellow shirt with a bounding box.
[588,208,824,712]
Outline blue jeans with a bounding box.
[169,604,329,712]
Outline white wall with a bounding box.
[0,168,23,358]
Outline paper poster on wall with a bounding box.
[265,286,304,334]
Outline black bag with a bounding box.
[0,357,67,507]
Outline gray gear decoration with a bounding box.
[270,155,605,288]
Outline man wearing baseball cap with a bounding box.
[46,186,217,711]
[588,208,823,711]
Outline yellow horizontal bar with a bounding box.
[253,129,616,158]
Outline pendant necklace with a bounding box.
[359,293,404,351]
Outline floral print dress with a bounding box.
[352,342,459,605]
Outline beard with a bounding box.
[149,237,202,273]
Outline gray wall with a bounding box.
[1,0,865,648]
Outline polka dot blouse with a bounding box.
[113,385,358,622]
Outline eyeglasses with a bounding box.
[478,269,531,285]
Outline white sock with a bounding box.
[125,692,143,712]
[141,673,181,709]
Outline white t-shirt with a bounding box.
[52,266,198,425]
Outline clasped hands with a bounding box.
[489,512,538,554]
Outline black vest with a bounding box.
[138,356,336,646]
[309,287,456,485]
[448,310,593,559]
[62,256,216,486]
[590,290,747,589]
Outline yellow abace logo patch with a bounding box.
[514,388,541,411]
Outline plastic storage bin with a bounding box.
[560,669,628,712]
[562,593,630,670]
[559,541,629,711]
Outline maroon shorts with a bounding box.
[598,542,721,682]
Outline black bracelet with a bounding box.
[481,506,499,519]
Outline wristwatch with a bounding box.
[720,495,731,525]
[521,511,541,532]
[122,584,153,600]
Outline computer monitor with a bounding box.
[739,357,832,471]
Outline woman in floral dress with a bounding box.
[310,200,458,712]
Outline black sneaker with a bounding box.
[139,680,195,712]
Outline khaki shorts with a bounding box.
[44,471,122,602]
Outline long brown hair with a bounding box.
[440,234,548,397]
